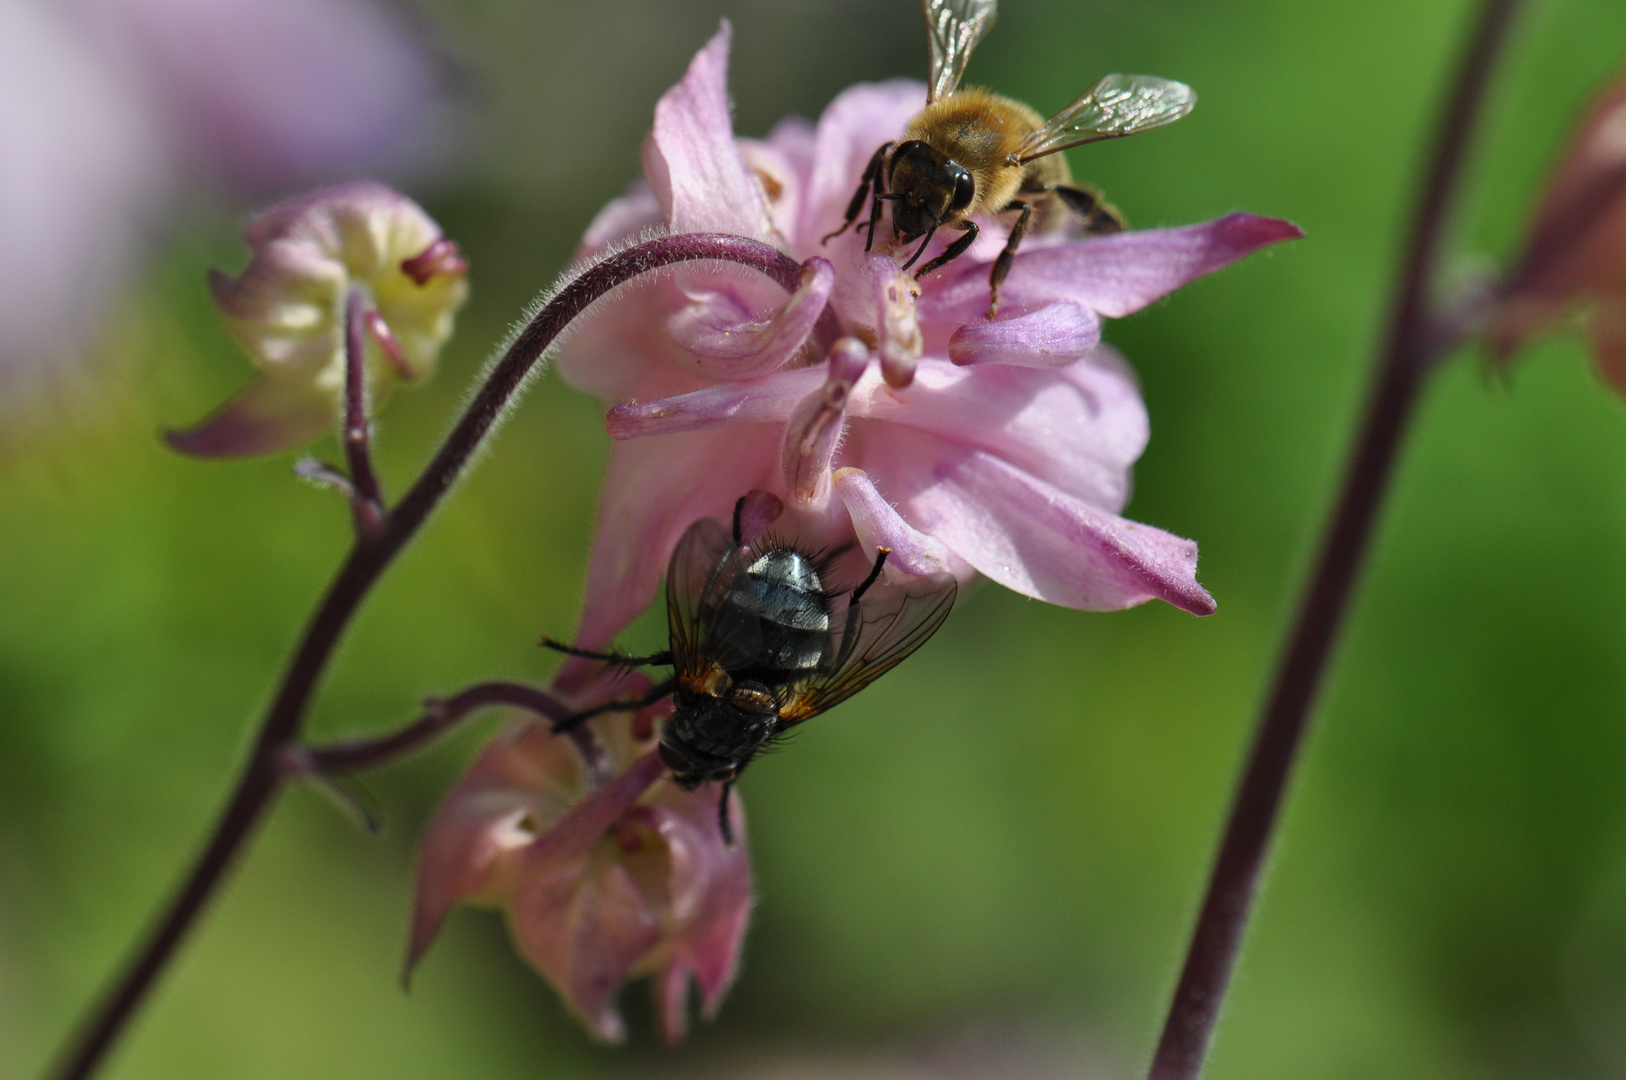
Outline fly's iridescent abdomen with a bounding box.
[731,549,832,678]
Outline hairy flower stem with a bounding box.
[1145,1,1523,1077]
[48,233,814,1080]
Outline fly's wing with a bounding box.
[924,0,998,102]
[666,517,760,680]
[776,571,958,727]
[1015,74,1195,162]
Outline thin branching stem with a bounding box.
[305,681,576,774]
[343,287,386,538]
[48,233,816,1080]
[1145,1,1524,1077]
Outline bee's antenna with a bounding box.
[732,495,745,545]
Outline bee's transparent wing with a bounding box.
[666,517,759,679]
[775,571,958,728]
[924,0,998,102]
[1015,73,1195,161]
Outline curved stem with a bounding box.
[1145,2,1524,1077]
[305,681,575,774]
[48,233,809,1080]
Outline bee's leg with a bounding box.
[821,141,893,245]
[540,636,673,669]
[1053,184,1126,235]
[550,677,677,733]
[913,219,979,278]
[985,200,1034,319]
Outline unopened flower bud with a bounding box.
[167,180,468,458]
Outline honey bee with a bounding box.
[546,497,957,842]
[823,0,1197,317]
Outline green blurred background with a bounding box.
[7,0,1626,1076]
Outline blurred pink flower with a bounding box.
[166,180,468,458]
[410,683,751,1045]
[554,23,1301,647]
[0,0,434,394]
[1492,70,1626,393]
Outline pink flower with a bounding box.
[555,23,1301,648]
[167,181,468,458]
[1492,70,1626,393]
[410,684,751,1045]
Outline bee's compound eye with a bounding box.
[950,165,975,213]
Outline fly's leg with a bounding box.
[551,677,678,733]
[540,638,673,668]
[1054,183,1126,236]
[821,141,892,245]
[914,219,979,279]
[985,200,1033,319]
[852,546,891,602]
[717,780,736,845]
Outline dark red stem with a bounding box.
[1144,2,1524,1077]
[48,233,810,1080]
[343,287,386,537]
[305,681,575,774]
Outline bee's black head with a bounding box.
[887,140,975,240]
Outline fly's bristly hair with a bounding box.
[739,529,846,597]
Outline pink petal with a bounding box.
[833,467,956,580]
[738,122,815,243]
[735,489,785,545]
[579,181,664,255]
[948,301,1102,367]
[606,366,825,440]
[849,349,1145,511]
[407,722,585,975]
[576,428,779,649]
[872,440,1216,615]
[508,854,661,1043]
[641,22,773,240]
[666,257,833,380]
[781,337,869,506]
[799,79,928,246]
[164,374,336,458]
[647,785,753,1015]
[916,213,1304,323]
[499,752,668,1040]
[552,269,715,406]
